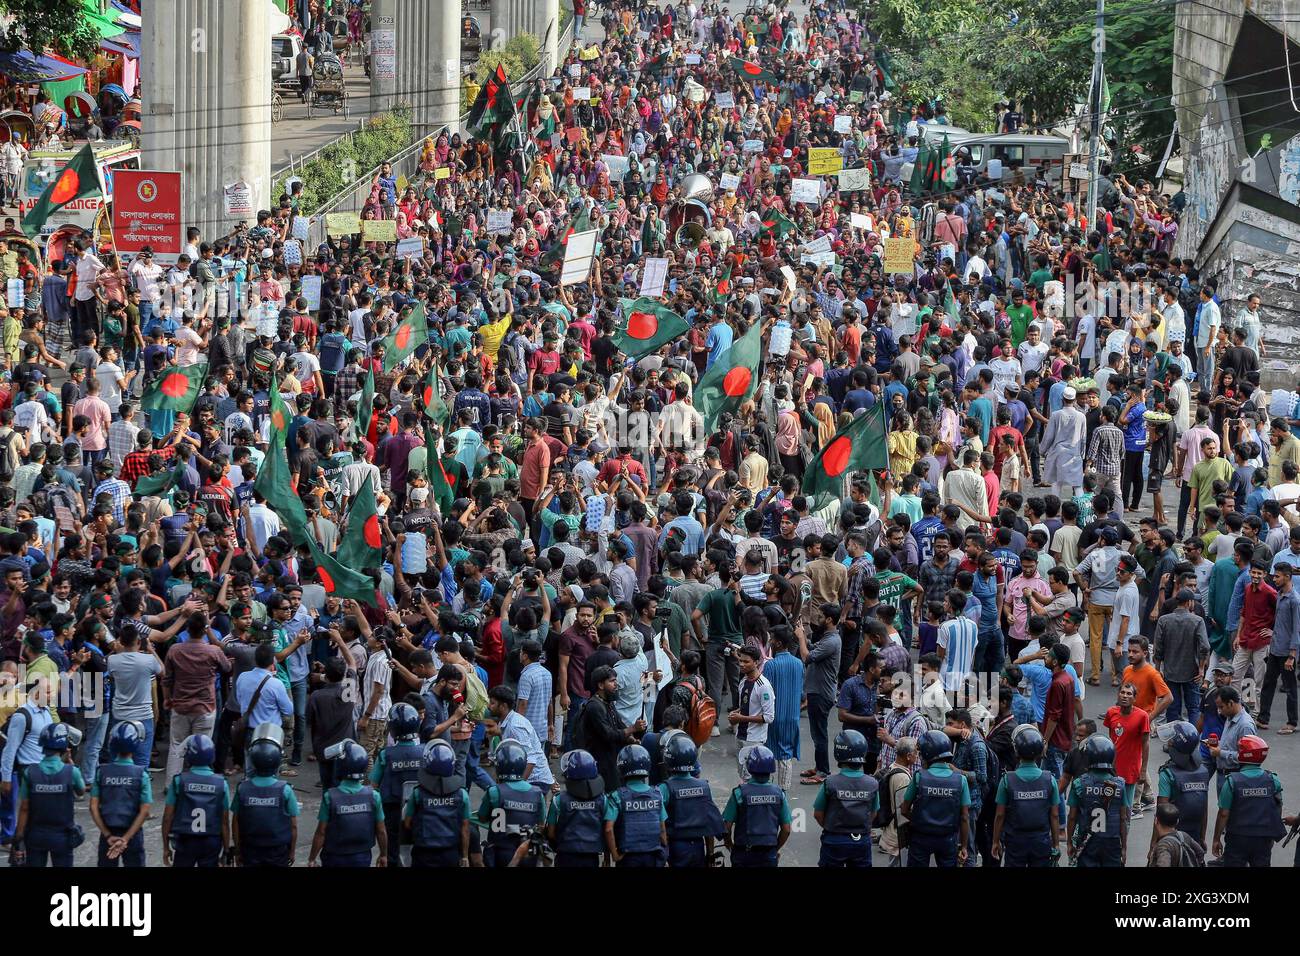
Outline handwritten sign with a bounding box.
[301,274,323,311]
[640,258,669,299]
[834,114,852,134]
[435,166,451,180]
[684,52,701,65]
[568,63,581,79]
[362,219,398,242]
[883,237,915,274]
[715,91,735,109]
[837,167,872,192]
[780,265,797,291]
[849,212,873,232]
[396,237,425,260]
[742,139,766,153]
[602,154,630,182]
[801,234,832,256]
[486,209,514,234]
[719,172,741,191]
[572,86,591,101]
[808,148,843,176]
[791,178,822,205]
[223,180,253,218]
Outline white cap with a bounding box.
[1062,386,1077,401]
[409,486,429,503]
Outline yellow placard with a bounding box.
[325,213,361,236]
[362,219,398,242]
[397,174,409,193]
[883,237,915,274]
[808,147,843,176]
[435,166,451,180]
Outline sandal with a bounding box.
[799,768,819,778]
[1111,677,1120,687]
[1257,722,1270,731]
[1087,676,1100,686]
[801,773,827,785]
[1280,725,1296,735]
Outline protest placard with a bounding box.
[883,237,915,274]
[396,237,424,260]
[301,275,323,311]
[326,213,360,236]
[639,258,669,298]
[834,114,852,134]
[715,91,735,108]
[487,209,514,234]
[361,219,398,242]
[836,167,872,192]
[791,178,822,204]
[719,172,741,191]
[807,148,843,175]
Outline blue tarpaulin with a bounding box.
[0,50,89,84]
[100,32,140,59]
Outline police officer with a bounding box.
[900,729,970,868]
[309,739,388,867]
[370,701,423,867]
[604,744,668,867]
[13,723,85,867]
[547,749,607,867]
[477,738,545,867]
[404,740,471,868]
[89,720,151,868]
[991,724,1061,867]
[660,734,724,868]
[1213,734,1284,867]
[723,745,792,867]
[1066,734,1130,867]
[814,730,880,868]
[158,733,228,867]
[1156,720,1210,851]
[234,723,299,867]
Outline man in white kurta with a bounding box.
[1040,386,1088,499]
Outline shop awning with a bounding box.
[0,49,90,84]
[100,32,140,59]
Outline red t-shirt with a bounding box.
[1104,705,1150,785]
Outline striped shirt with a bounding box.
[515,662,552,747]
[1086,423,1125,479]
[107,418,141,472]
[937,616,979,693]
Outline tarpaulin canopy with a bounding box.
[100,32,140,58]
[0,49,90,84]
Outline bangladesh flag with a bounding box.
[336,474,383,571]
[423,365,450,428]
[354,366,375,439]
[466,63,516,140]
[728,57,777,83]
[714,265,733,304]
[253,439,310,546]
[306,535,379,607]
[267,379,294,449]
[930,133,956,193]
[133,462,185,498]
[803,402,889,505]
[760,210,798,240]
[140,364,205,414]
[908,143,932,195]
[614,298,689,360]
[642,51,669,76]
[695,319,763,434]
[382,302,428,372]
[21,143,102,239]
[425,423,456,515]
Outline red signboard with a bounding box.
[111,170,182,258]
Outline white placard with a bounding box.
[684,52,701,65]
[791,178,822,205]
[801,234,832,256]
[572,86,591,100]
[486,209,514,234]
[834,114,853,134]
[837,167,871,192]
[715,90,735,109]
[223,180,253,218]
[742,139,766,153]
[640,257,669,298]
[6,278,23,309]
[282,239,302,266]
[1069,162,1089,180]
[301,274,323,311]
[849,212,872,231]
[396,237,425,260]
[602,154,630,182]
[719,172,741,191]
[291,216,310,241]
[560,229,599,286]
[801,250,836,267]
[371,29,396,55]
[780,265,797,291]
[568,63,581,79]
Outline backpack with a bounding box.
[977,735,1001,805]
[677,675,716,746]
[0,429,15,483]
[873,765,911,845]
[461,667,490,722]
[318,332,347,374]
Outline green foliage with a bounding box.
[0,0,99,61]
[475,32,541,83]
[273,109,412,215]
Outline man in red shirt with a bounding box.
[1041,644,1077,775]
[518,418,551,522]
[1104,681,1151,808]
[1235,560,1277,699]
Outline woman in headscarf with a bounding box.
[525,156,552,194]
[419,136,437,175]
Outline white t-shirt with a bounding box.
[292,350,321,384]
[1108,581,1141,648]
[95,362,125,412]
[363,650,393,721]
[736,674,774,746]
[988,357,1022,401]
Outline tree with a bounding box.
[0,0,101,62]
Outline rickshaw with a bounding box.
[63,91,98,138]
[324,14,351,53]
[462,16,482,63]
[0,230,44,273]
[0,111,36,147]
[98,83,129,136]
[117,119,142,145]
[307,52,348,118]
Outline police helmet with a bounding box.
[334,739,369,780]
[663,733,699,774]
[744,745,777,777]
[39,722,73,753]
[917,729,954,765]
[833,729,869,767]
[389,702,420,741]
[107,720,144,758]
[1163,720,1200,757]
[417,740,458,795]
[247,722,285,776]
[1011,724,1045,762]
[560,748,604,800]
[495,739,529,782]
[183,734,217,769]
[1082,733,1116,772]
[617,743,652,781]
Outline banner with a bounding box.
[112,170,182,258]
[301,275,323,311]
[561,229,599,287]
[326,213,360,236]
[639,257,669,298]
[361,219,398,242]
[883,236,915,274]
[396,237,425,259]
[791,178,822,205]
[486,209,514,233]
[807,148,843,176]
[837,167,872,192]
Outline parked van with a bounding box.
[941,132,1071,187]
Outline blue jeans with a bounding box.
[975,626,1004,679]
[806,693,834,775]
[1165,680,1201,726]
[79,712,109,782]
[562,696,589,753]
[290,679,307,757]
[907,830,959,867]
[1045,744,1068,826]
[466,726,495,792]
[112,717,155,769]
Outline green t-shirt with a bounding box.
[1007,304,1034,347]
[1028,268,1053,294]
[877,571,919,609]
[1190,456,1232,514]
[696,587,743,645]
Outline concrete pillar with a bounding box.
[369,0,398,114]
[395,0,426,127]
[142,0,271,239]
[431,0,461,134]
[491,0,511,50]
[534,0,559,73]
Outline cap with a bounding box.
[1062,386,1077,401]
[1100,526,1119,544]
[408,486,429,504]
[520,538,536,551]
[1174,588,1197,603]
[1211,662,1233,675]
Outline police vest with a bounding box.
[820,772,879,836]
[614,785,663,854]
[236,779,293,848]
[1225,771,1286,840]
[174,771,224,837]
[1074,774,1125,842]
[733,781,783,848]
[911,768,962,836]
[487,785,544,846]
[1163,762,1210,838]
[412,787,464,850]
[553,791,605,854]
[95,762,145,830]
[1004,768,1055,835]
[325,786,378,855]
[27,763,75,829]
[665,776,721,839]
[377,742,425,804]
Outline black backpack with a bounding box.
[0,429,15,483]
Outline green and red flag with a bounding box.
[930,133,957,193]
[336,474,383,571]
[382,301,428,372]
[353,366,375,440]
[425,423,456,515]
[713,265,733,304]
[140,364,205,414]
[614,297,689,360]
[728,57,777,84]
[21,143,102,239]
[305,534,379,606]
[466,63,516,141]
[694,319,763,434]
[803,402,889,505]
[423,365,450,427]
[133,462,185,498]
[253,437,310,545]
[760,209,798,240]
[641,51,670,76]
[908,143,932,195]
[267,377,293,448]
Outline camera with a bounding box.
[249,619,276,643]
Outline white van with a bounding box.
[945,133,1070,187]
